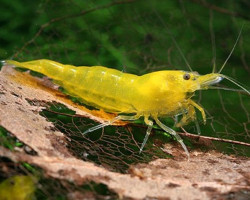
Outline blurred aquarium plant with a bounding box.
[0,0,249,169]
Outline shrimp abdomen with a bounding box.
[64,65,139,112]
[6,59,139,113]
[6,59,77,81]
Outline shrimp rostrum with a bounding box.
[4,59,249,158]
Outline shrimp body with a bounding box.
[5,59,246,158]
[5,60,203,116]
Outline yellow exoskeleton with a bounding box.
[4,58,249,159]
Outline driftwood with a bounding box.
[0,66,249,199]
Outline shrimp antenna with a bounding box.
[220,74,250,95]
[208,86,248,94]
[218,25,244,74]
[153,10,193,72]
[209,10,216,73]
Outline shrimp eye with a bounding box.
[183,73,190,80]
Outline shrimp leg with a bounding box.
[176,105,196,127]
[175,107,201,135]
[189,100,206,125]
[82,114,140,135]
[177,102,203,135]
[154,117,190,159]
[139,116,153,153]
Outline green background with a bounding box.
[0,0,250,198]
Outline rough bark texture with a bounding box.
[0,66,249,199]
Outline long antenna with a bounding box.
[220,74,250,95]
[208,86,248,94]
[218,24,244,74]
[209,10,216,73]
[154,10,193,72]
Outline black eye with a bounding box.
[183,73,190,80]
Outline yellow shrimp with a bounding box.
[3,58,249,159]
